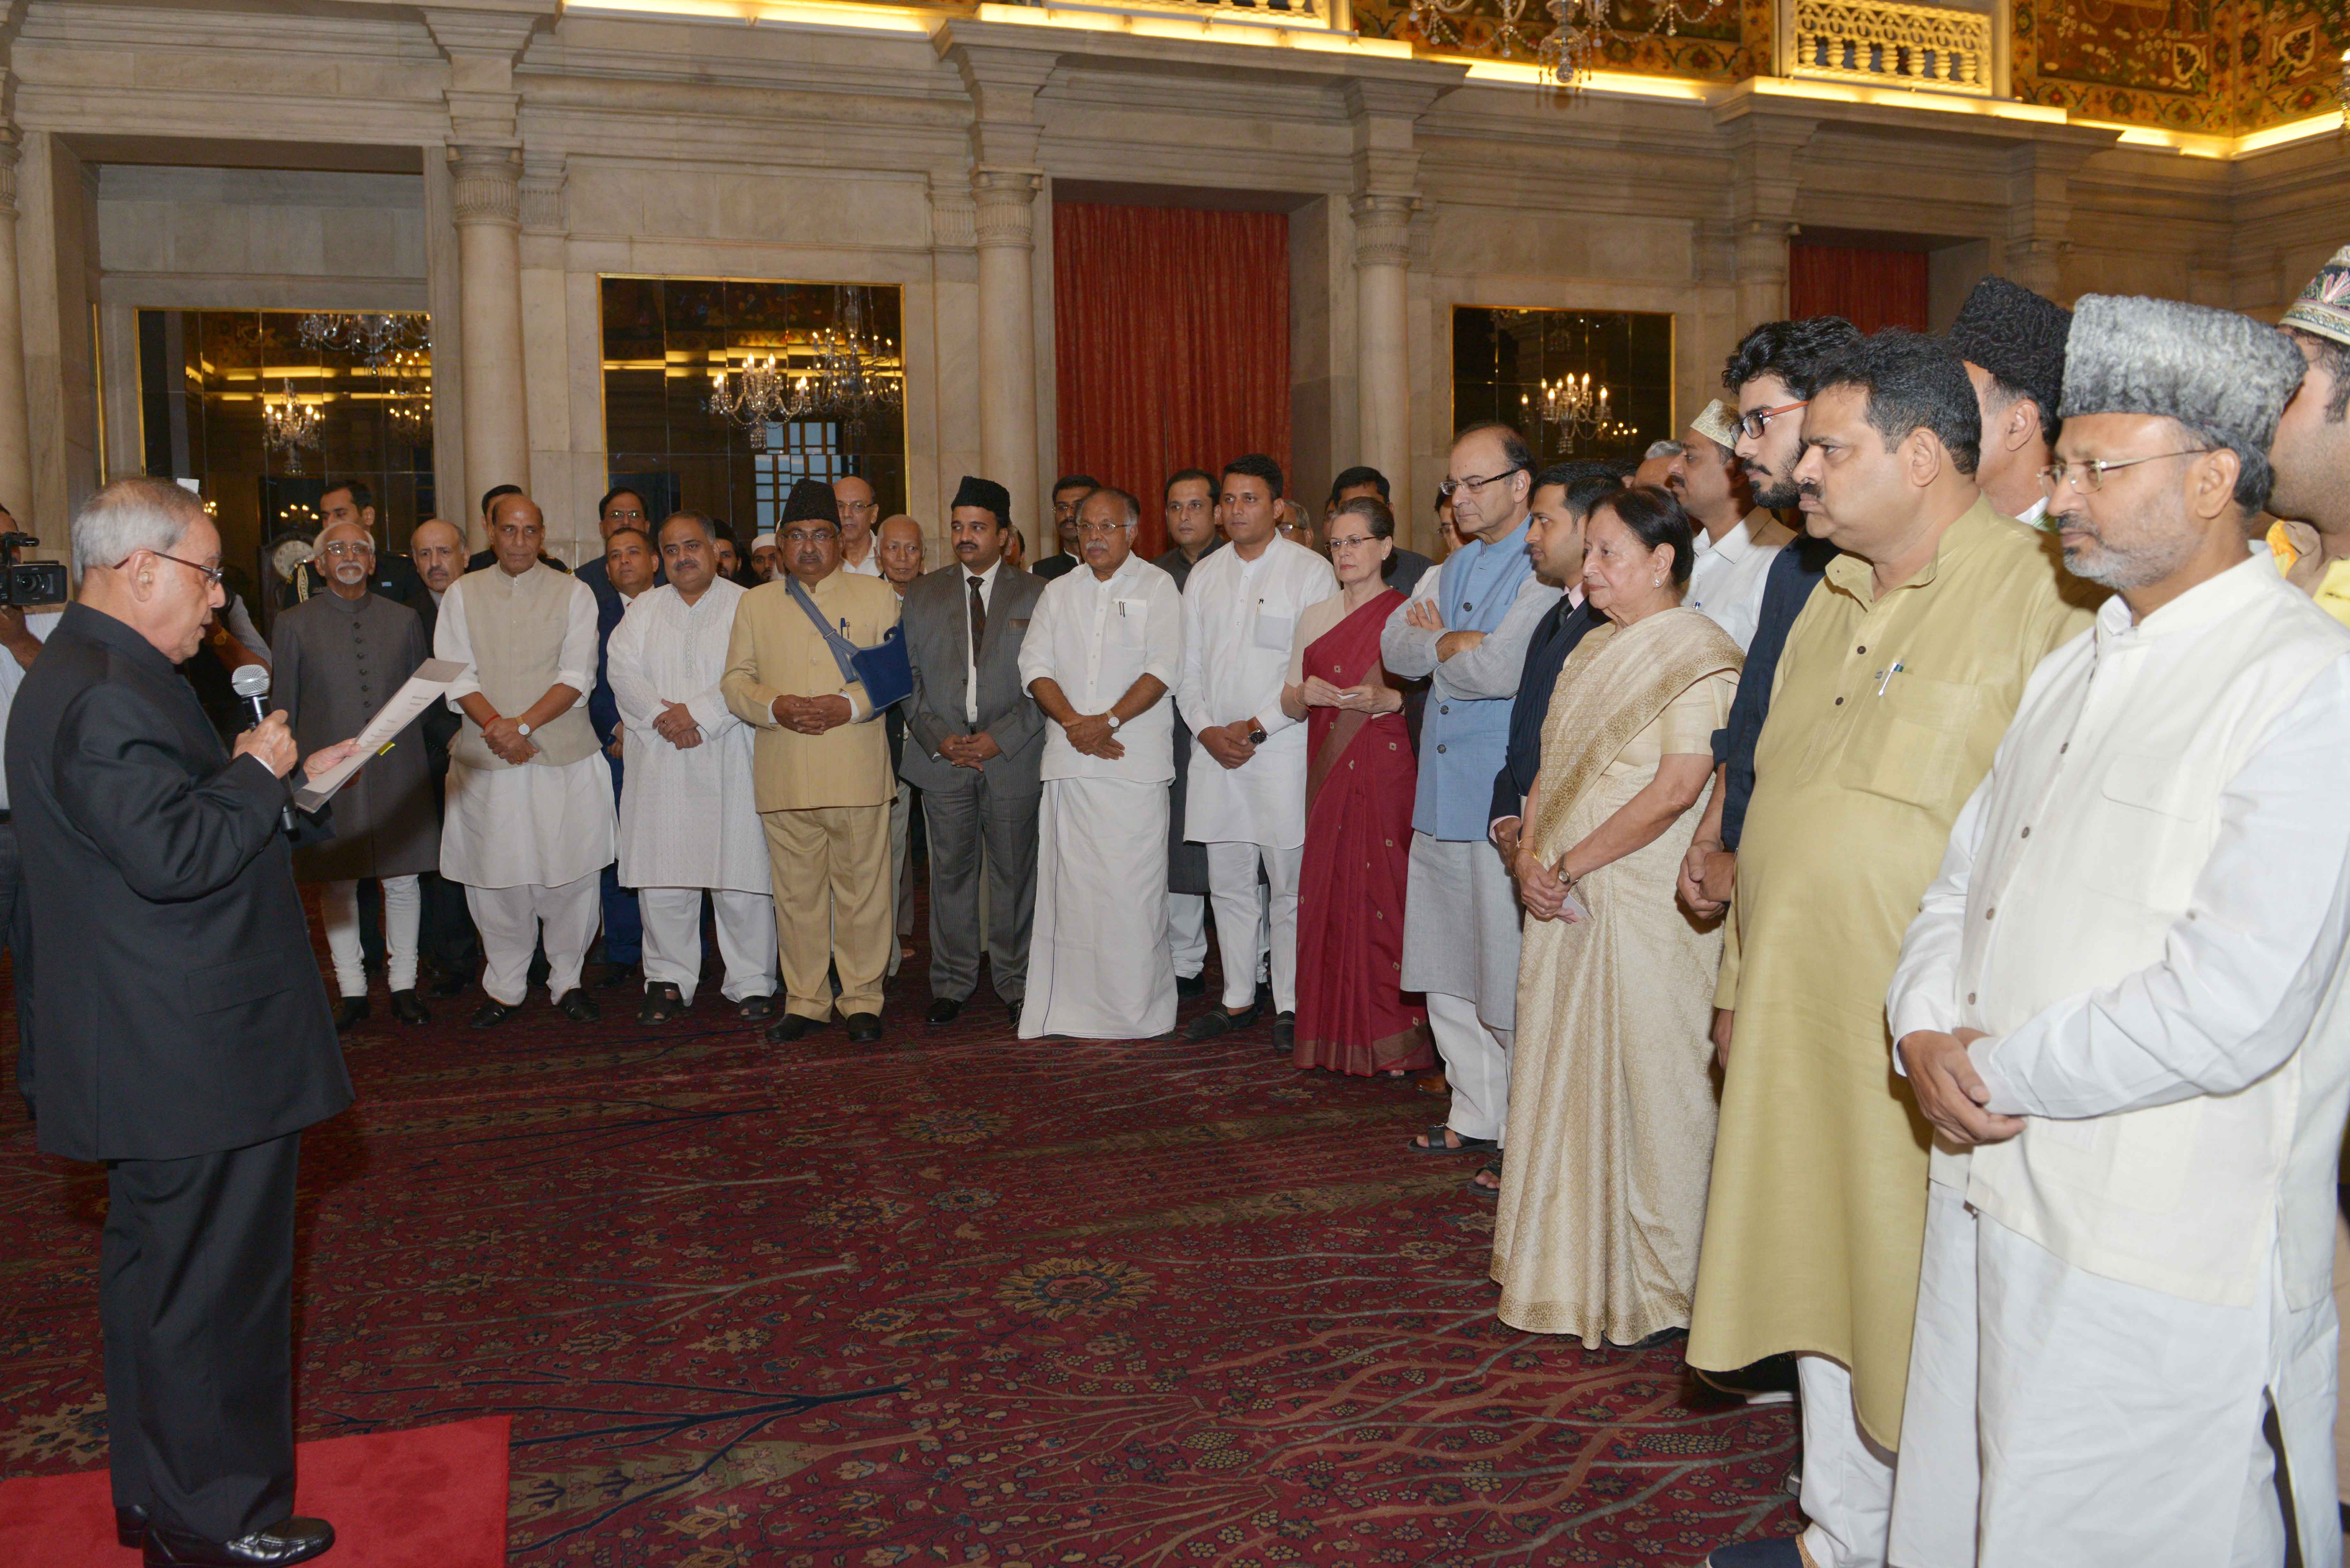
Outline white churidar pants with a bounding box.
[1887,1181,2330,1568]
[1168,892,1208,981]
[1425,992,1511,1145]
[466,871,603,1007]
[319,876,421,998]
[638,887,778,1006]
[1205,839,1300,1012]
[1796,1352,1894,1568]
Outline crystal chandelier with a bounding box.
[1539,372,1611,452]
[263,380,322,474]
[708,353,810,450]
[707,288,903,447]
[297,311,428,366]
[377,349,433,443]
[1535,0,1726,84]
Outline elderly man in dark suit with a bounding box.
[8,478,360,1567]
[898,475,1047,1024]
[406,518,479,994]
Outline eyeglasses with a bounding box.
[1437,467,1524,500]
[2036,450,2212,494]
[1076,521,1132,538]
[123,549,224,585]
[318,540,374,559]
[781,528,838,546]
[1327,533,1382,551]
[1736,400,1808,441]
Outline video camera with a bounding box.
[0,532,67,608]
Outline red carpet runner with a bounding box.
[0,928,1798,1564]
[0,1415,511,1566]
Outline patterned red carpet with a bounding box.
[0,919,1798,1565]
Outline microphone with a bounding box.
[229,665,296,832]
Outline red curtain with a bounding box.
[1789,241,1930,334]
[1053,203,1290,561]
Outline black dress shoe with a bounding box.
[1185,996,1265,1041]
[117,1503,148,1548]
[1174,972,1207,999]
[470,999,518,1029]
[1271,1010,1296,1052]
[638,982,686,1025]
[330,997,369,1032]
[143,1514,334,1567]
[926,996,963,1027]
[389,989,430,1026]
[428,972,469,999]
[765,1012,817,1044]
[556,987,601,1024]
[845,1011,883,1044]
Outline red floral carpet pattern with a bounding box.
[1,927,1797,1565]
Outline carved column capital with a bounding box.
[518,154,565,234]
[929,177,977,253]
[450,146,521,230]
[1350,193,1417,270]
[971,168,1041,252]
[0,131,20,222]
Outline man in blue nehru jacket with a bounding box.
[1383,422,1562,1168]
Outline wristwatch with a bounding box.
[1104,713,1122,731]
[1247,724,1268,746]
[515,721,532,738]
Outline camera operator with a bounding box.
[6,478,360,1567]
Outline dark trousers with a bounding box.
[921,773,1038,1007]
[420,762,481,980]
[1,821,30,1104]
[598,753,640,967]
[102,1132,302,1541]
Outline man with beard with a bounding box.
[1670,399,1788,650]
[1689,332,2092,1568]
[1154,467,1222,997]
[751,531,783,583]
[1886,297,2346,1568]
[898,477,1046,1025]
[272,518,440,1029]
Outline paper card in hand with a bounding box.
[291,658,467,813]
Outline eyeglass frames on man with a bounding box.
[1735,400,1808,441]
[121,549,224,585]
[2036,449,2212,495]
[1436,467,1524,500]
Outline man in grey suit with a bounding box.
[899,476,1048,1025]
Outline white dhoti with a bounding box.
[1204,839,1300,1012]
[1021,779,1174,1041]
[443,755,616,1006]
[638,887,777,1006]
[1403,832,1521,1144]
[1889,1181,2338,1568]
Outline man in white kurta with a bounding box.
[606,513,777,1021]
[436,494,617,1023]
[1018,487,1185,1040]
[1885,296,2350,1568]
[1674,399,1790,653]
[1176,456,1336,1047]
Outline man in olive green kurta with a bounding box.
[1688,332,2094,1568]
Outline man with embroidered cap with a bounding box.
[899,475,1046,1025]
[1670,397,1789,650]
[1944,274,2072,525]
[722,477,904,1045]
[1689,332,2093,1568]
[1883,296,2346,1568]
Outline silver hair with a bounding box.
[1644,439,1685,462]
[72,477,206,574]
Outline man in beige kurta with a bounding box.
[720,479,903,1043]
[1688,331,2093,1568]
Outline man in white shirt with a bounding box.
[1177,455,1338,1050]
[1019,486,1186,1039]
[1944,275,2071,528]
[751,532,782,583]
[1672,398,1790,651]
[606,512,777,1025]
[834,475,883,576]
[436,493,616,1027]
[1887,296,2349,1568]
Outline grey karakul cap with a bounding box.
[2059,294,2306,451]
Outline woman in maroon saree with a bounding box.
[1282,498,1433,1076]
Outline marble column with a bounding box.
[0,136,35,518]
[450,145,531,523]
[1352,193,1414,494]
[972,167,1041,533]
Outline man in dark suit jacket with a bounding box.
[898,476,1047,1024]
[7,479,358,1566]
[1487,467,1621,855]
[407,519,480,994]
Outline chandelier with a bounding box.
[297,311,429,366]
[376,348,433,443]
[263,380,322,474]
[707,288,903,448]
[1534,0,1726,84]
[1539,372,1611,451]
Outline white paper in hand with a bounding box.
[291,658,467,813]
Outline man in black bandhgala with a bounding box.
[8,477,361,1568]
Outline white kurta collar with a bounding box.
[2094,551,2283,648]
